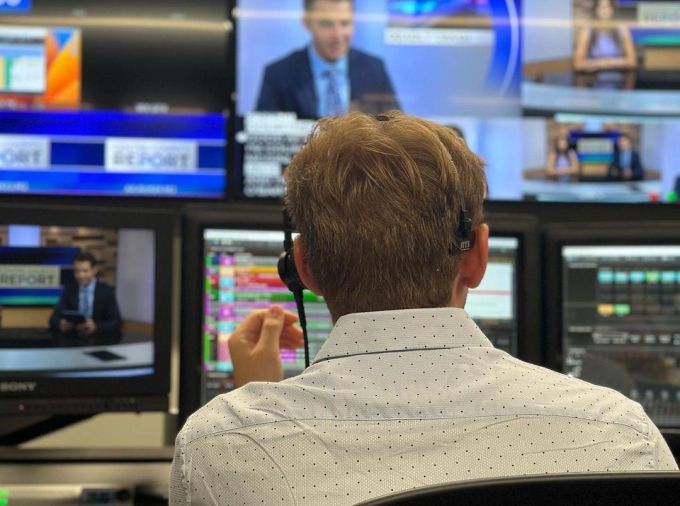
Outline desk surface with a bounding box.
[522,179,661,203]
[0,342,154,373]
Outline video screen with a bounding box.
[0,0,228,112]
[467,236,518,354]
[445,115,679,203]
[201,229,334,403]
[0,224,156,378]
[519,116,680,203]
[0,25,80,108]
[523,0,680,115]
[235,0,522,197]
[0,1,229,198]
[0,110,226,197]
[562,244,680,426]
[200,229,519,403]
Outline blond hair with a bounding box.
[285,111,486,320]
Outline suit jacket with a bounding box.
[256,47,400,119]
[607,149,644,181]
[49,281,122,339]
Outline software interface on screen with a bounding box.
[562,245,680,426]
[0,2,228,198]
[0,224,156,379]
[201,230,518,403]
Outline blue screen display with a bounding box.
[0,110,227,198]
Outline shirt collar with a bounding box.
[80,279,96,292]
[307,44,348,79]
[313,307,492,364]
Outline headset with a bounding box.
[277,208,311,368]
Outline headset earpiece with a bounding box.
[450,203,476,254]
[278,209,306,293]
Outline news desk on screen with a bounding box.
[0,205,173,416]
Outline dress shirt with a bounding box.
[308,45,349,117]
[620,149,632,170]
[78,280,96,319]
[170,308,677,506]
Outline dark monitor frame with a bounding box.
[179,203,284,425]
[0,203,174,415]
[485,212,541,364]
[178,204,541,426]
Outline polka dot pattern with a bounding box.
[170,308,678,505]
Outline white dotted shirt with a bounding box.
[170,308,678,505]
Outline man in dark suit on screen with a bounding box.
[607,133,644,182]
[256,0,400,119]
[49,251,122,343]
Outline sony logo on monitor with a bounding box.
[0,136,50,169]
[0,381,37,392]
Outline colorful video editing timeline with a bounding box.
[562,245,680,426]
[201,229,333,402]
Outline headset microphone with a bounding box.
[277,208,310,368]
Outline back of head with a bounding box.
[285,111,486,320]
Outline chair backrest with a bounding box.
[356,472,680,506]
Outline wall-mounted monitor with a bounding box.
[545,223,680,427]
[233,0,522,197]
[523,0,680,116]
[0,204,173,415]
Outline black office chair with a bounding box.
[357,472,680,506]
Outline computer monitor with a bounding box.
[180,206,539,422]
[468,236,519,355]
[546,224,680,427]
[0,204,173,415]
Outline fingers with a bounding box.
[253,306,285,353]
[280,326,305,349]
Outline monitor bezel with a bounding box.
[180,203,284,424]
[0,203,173,413]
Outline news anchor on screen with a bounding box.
[607,134,644,181]
[255,0,400,119]
[49,252,122,342]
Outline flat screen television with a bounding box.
[0,204,173,415]
[233,0,522,197]
[0,0,229,198]
[545,222,680,427]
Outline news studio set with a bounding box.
[0,0,679,504]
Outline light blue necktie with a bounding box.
[80,287,91,318]
[323,69,344,117]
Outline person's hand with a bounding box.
[229,305,304,388]
[78,319,97,335]
[59,319,74,333]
